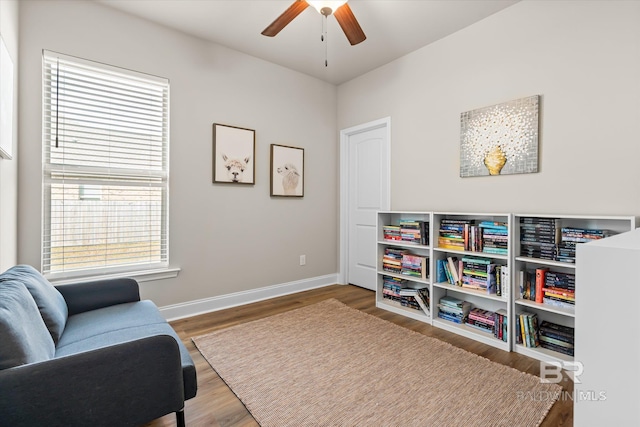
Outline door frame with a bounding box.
[338,116,391,285]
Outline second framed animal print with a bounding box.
[213,123,255,184]
[270,144,304,197]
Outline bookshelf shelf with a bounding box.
[379,240,430,250]
[432,318,510,352]
[434,247,509,261]
[377,299,431,322]
[433,281,508,303]
[382,271,429,285]
[514,343,574,365]
[376,211,433,324]
[514,256,577,270]
[515,298,575,317]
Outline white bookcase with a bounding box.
[512,214,636,365]
[431,212,511,351]
[376,211,432,324]
[375,210,636,360]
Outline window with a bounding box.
[42,51,169,279]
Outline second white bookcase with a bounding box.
[431,212,511,351]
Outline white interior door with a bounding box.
[340,118,390,290]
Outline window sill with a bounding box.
[49,267,181,286]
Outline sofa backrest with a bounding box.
[0,265,68,344]
[0,281,55,370]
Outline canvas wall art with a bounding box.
[460,95,540,177]
[270,144,304,197]
[213,123,255,184]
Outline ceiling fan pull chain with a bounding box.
[322,14,328,67]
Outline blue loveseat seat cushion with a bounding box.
[55,300,197,400]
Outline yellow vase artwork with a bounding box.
[484,145,507,175]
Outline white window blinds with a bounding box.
[42,51,169,279]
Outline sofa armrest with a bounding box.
[0,334,185,427]
[56,277,141,315]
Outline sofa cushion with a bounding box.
[57,322,184,360]
[0,265,68,344]
[56,300,198,400]
[56,300,167,348]
[56,323,197,400]
[0,281,55,370]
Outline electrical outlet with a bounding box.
[299,255,306,266]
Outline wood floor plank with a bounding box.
[145,285,573,427]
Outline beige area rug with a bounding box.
[192,299,561,427]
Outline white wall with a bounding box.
[18,0,339,306]
[0,0,18,272]
[337,1,640,218]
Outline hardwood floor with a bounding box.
[145,285,573,427]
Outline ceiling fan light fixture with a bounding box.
[308,0,348,15]
[262,0,365,46]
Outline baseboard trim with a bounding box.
[159,274,340,321]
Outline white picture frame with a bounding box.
[212,123,256,185]
[270,144,304,197]
[0,34,14,160]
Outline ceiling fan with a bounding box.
[261,0,366,46]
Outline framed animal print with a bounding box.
[213,123,255,184]
[270,144,304,197]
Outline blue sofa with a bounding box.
[0,265,197,427]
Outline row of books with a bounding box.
[562,227,610,242]
[436,297,571,351]
[467,307,495,333]
[493,309,508,342]
[382,275,430,316]
[382,219,429,245]
[437,295,471,323]
[437,296,508,341]
[438,219,475,251]
[438,219,508,255]
[399,286,430,316]
[519,217,560,261]
[480,221,509,256]
[436,256,509,297]
[519,268,575,309]
[519,217,612,263]
[382,248,428,280]
[382,248,406,274]
[516,312,539,348]
[401,254,429,280]
[538,320,575,356]
[515,312,574,356]
[543,271,575,309]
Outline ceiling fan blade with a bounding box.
[261,0,310,37]
[333,3,366,46]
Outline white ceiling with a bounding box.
[98,0,519,85]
